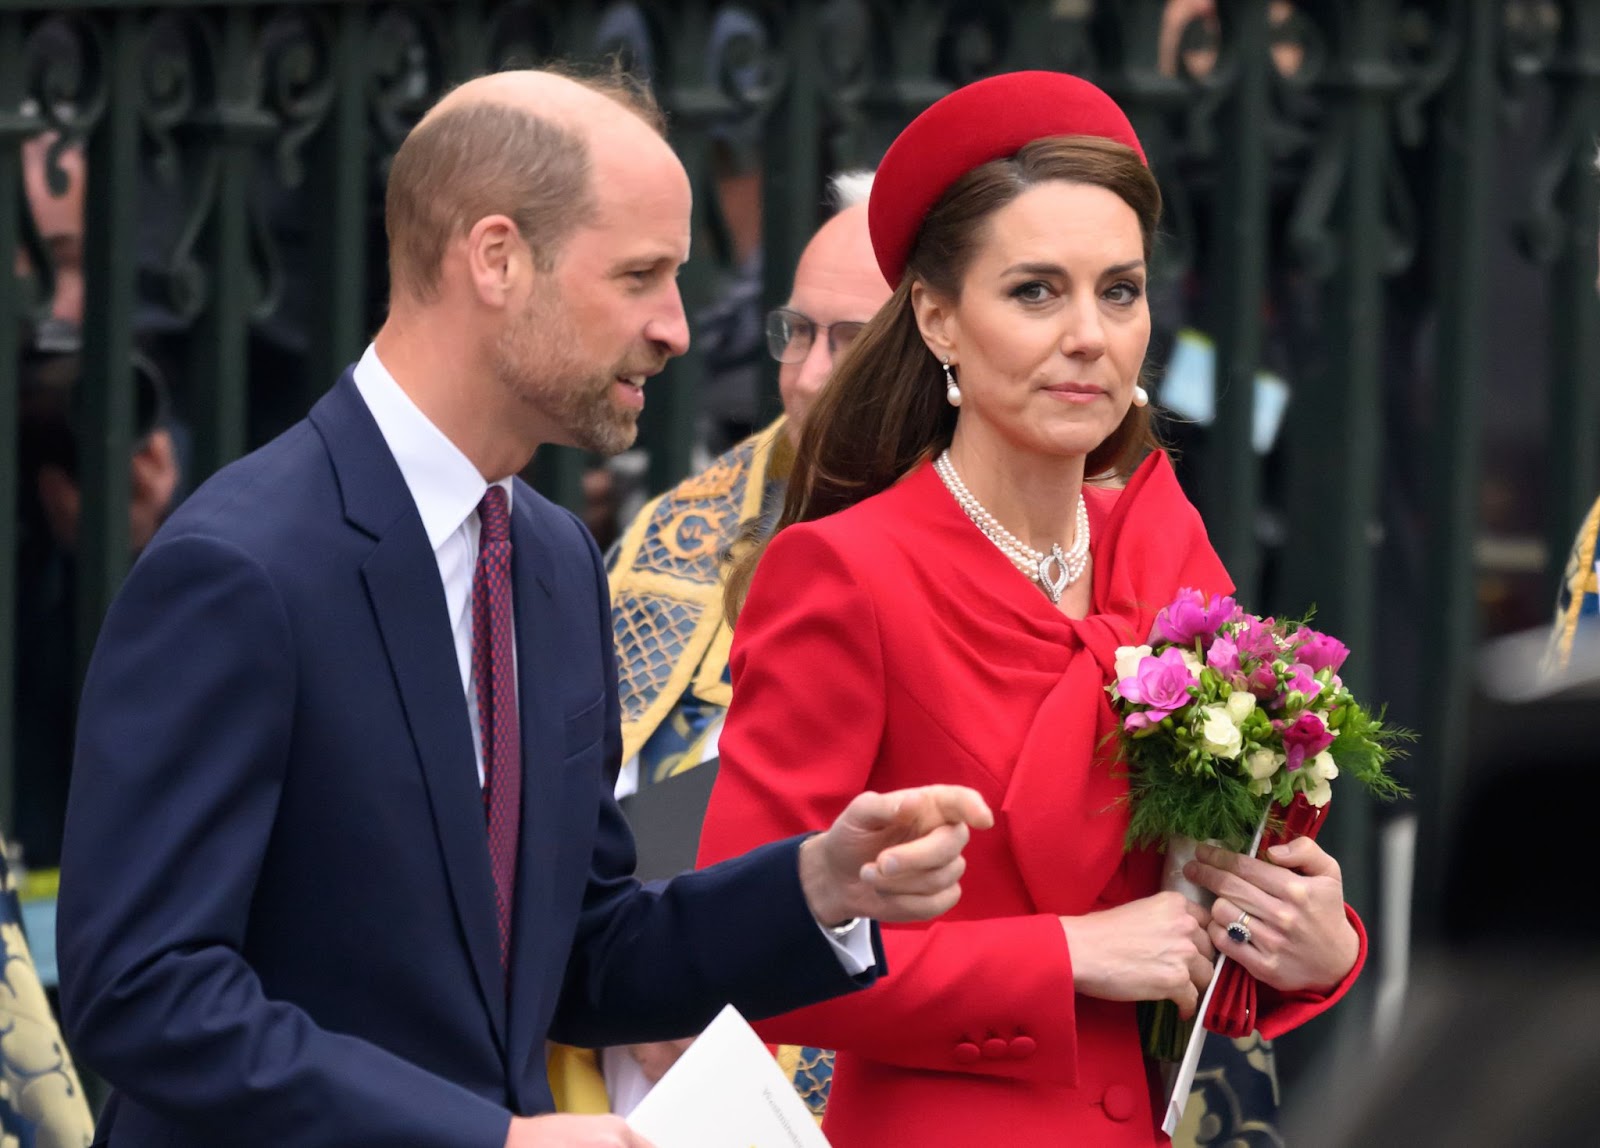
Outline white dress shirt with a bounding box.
[354,344,510,787]
[350,343,872,980]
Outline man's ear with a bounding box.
[463,214,527,307]
[35,463,81,551]
[129,428,180,552]
[910,279,958,365]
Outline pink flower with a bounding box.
[1206,635,1241,676]
[1279,712,1335,771]
[1279,662,1319,704]
[1246,663,1280,701]
[1233,615,1280,660]
[1294,630,1350,674]
[1154,589,1238,647]
[1117,648,1198,724]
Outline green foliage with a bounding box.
[1121,737,1267,852]
[1329,703,1413,802]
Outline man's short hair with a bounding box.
[385,65,665,302]
[828,169,875,211]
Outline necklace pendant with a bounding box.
[1038,544,1069,604]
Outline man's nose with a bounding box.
[794,332,833,393]
[647,284,691,359]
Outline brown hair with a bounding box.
[385,63,665,301]
[726,135,1162,619]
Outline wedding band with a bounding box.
[1225,912,1253,946]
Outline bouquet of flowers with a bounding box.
[1107,588,1408,1061]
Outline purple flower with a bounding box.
[1154,589,1238,647]
[1117,648,1198,724]
[1294,630,1351,674]
[1206,635,1241,677]
[1279,712,1336,771]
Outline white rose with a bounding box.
[1114,644,1153,682]
[1198,705,1243,759]
[1245,748,1282,781]
[1306,750,1340,783]
[1178,649,1205,677]
[1305,777,1333,807]
[1225,691,1257,724]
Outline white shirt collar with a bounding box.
[352,343,513,549]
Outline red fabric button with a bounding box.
[953,1041,981,1064]
[981,1038,1008,1060]
[1008,1036,1037,1059]
[1101,1084,1137,1122]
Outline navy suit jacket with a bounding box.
[56,374,881,1147]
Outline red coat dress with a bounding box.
[697,453,1365,1147]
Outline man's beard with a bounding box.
[495,295,647,458]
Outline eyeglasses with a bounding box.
[765,308,868,365]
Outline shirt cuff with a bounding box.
[601,1045,650,1117]
[818,917,874,975]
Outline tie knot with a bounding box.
[478,485,511,545]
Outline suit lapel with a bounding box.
[312,377,508,1053]
[506,493,563,1080]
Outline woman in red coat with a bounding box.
[698,72,1365,1146]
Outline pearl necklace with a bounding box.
[933,449,1090,604]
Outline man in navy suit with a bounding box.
[56,69,991,1148]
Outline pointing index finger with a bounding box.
[918,785,994,831]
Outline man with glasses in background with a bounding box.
[606,169,883,808]
[549,171,889,1120]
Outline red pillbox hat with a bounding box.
[868,71,1146,286]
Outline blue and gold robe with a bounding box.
[1546,493,1600,675]
[0,845,94,1145]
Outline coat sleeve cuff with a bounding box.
[1257,903,1368,1041]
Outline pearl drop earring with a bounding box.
[943,357,962,407]
[1132,384,1150,408]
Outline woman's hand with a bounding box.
[1060,893,1216,1018]
[1184,838,1360,994]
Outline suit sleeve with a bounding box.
[548,515,880,1048]
[56,534,511,1148]
[697,524,1082,1086]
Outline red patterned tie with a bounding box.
[472,485,521,971]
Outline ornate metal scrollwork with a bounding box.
[260,7,336,189]
[593,2,658,80]
[819,0,871,102]
[14,14,104,312]
[254,7,336,325]
[1281,3,1419,283]
[368,4,450,178]
[141,8,218,324]
[1390,4,1456,148]
[485,1,561,73]
[934,0,1010,89]
[1502,0,1562,77]
[24,13,106,145]
[816,0,872,166]
[1514,0,1600,269]
[708,4,783,123]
